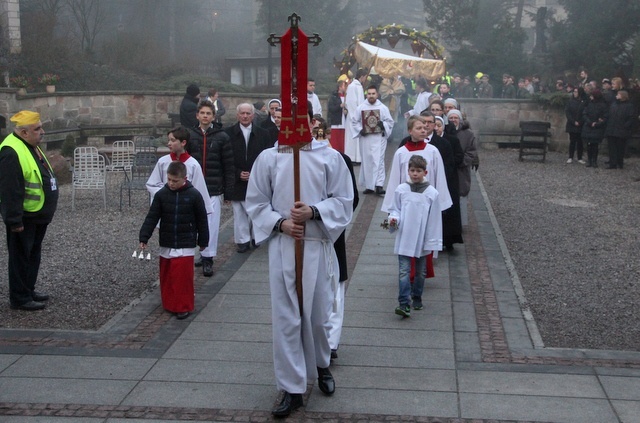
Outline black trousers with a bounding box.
[568,132,583,160]
[6,222,48,306]
[607,136,627,168]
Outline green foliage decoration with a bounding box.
[61,134,76,158]
[335,24,444,75]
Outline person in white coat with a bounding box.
[245,113,354,417]
[351,84,394,195]
[146,127,213,217]
[343,68,368,163]
[387,154,442,317]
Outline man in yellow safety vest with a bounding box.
[0,110,58,311]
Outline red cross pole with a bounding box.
[268,14,321,317]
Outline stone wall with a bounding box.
[0,89,622,153]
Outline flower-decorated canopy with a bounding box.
[334,23,444,76]
[354,41,446,80]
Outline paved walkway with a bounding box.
[1,168,640,423]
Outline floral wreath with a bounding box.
[334,24,444,75]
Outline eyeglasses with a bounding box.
[423,120,435,124]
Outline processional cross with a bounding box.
[267,14,321,316]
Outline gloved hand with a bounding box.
[359,129,367,136]
[377,121,385,130]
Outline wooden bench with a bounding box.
[518,121,551,162]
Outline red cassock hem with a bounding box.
[159,256,195,313]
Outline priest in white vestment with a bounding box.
[351,85,394,195]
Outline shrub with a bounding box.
[61,134,76,158]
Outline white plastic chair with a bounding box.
[72,147,107,211]
[105,140,135,175]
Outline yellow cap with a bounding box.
[475,72,483,79]
[337,74,349,82]
[10,110,40,126]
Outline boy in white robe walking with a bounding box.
[387,155,442,317]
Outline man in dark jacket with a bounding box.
[179,84,200,129]
[188,100,235,276]
[225,103,271,253]
[0,111,58,311]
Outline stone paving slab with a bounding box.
[329,365,457,391]
[121,381,276,410]
[334,345,455,369]
[344,310,452,331]
[339,326,453,349]
[305,387,459,417]
[162,339,272,362]
[599,375,640,400]
[459,393,619,422]
[144,359,274,385]
[610,400,640,423]
[0,356,156,380]
[0,377,138,404]
[179,322,272,342]
[458,370,606,397]
[344,296,453,315]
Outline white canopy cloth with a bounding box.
[353,41,446,80]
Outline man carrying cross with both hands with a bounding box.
[246,14,354,417]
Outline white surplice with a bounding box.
[387,179,443,257]
[246,140,354,394]
[351,99,394,191]
[381,140,452,213]
[343,80,364,162]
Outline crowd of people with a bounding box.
[5,62,636,417]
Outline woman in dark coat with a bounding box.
[604,90,637,169]
[581,89,609,168]
[565,87,585,164]
[433,115,464,250]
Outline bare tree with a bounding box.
[66,0,106,54]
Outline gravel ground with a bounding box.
[0,171,233,331]
[479,147,640,352]
[1,147,639,353]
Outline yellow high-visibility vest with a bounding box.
[0,133,51,212]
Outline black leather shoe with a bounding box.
[237,242,250,253]
[32,291,49,302]
[10,300,46,311]
[330,349,338,359]
[176,312,190,320]
[271,391,303,417]
[202,259,213,277]
[363,189,374,194]
[375,186,386,196]
[317,367,335,395]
